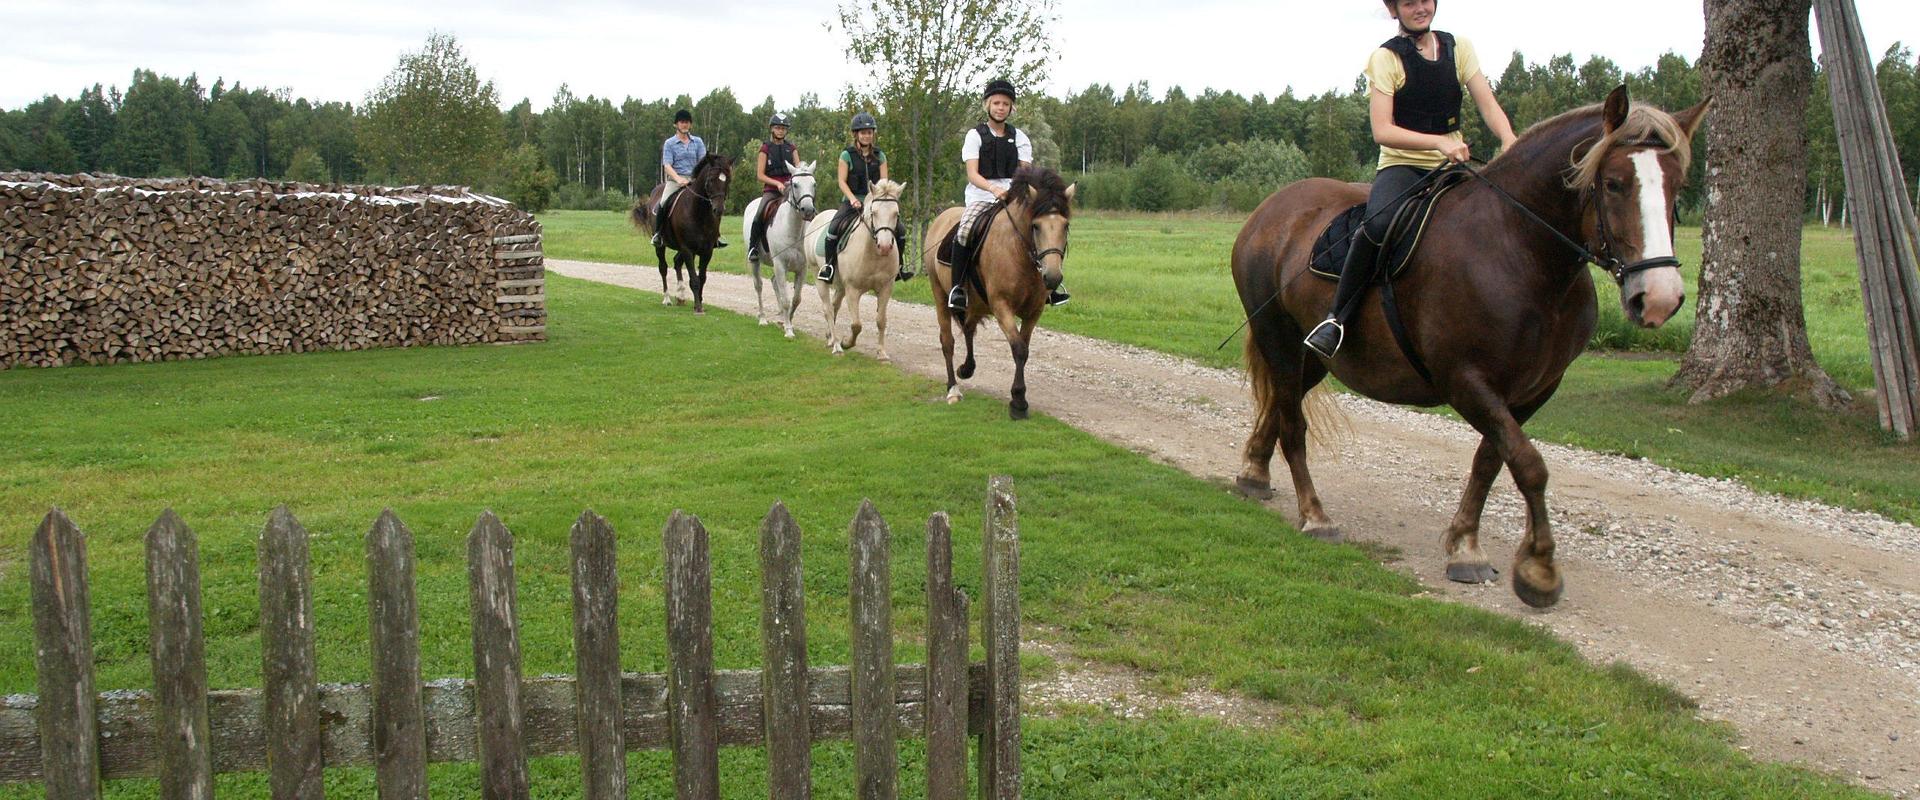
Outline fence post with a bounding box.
[260,507,323,799]
[570,511,625,799]
[664,511,720,800]
[146,510,213,799]
[979,477,1021,800]
[30,509,102,799]
[849,501,897,800]
[367,510,428,799]
[924,512,969,800]
[468,512,530,798]
[759,502,812,799]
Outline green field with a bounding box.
[540,209,1920,525]
[0,276,1873,797]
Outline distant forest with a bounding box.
[4,43,1917,217]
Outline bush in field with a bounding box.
[1069,168,1133,210]
[1128,149,1204,212]
[1188,139,1309,211]
[284,147,330,184]
[552,182,629,212]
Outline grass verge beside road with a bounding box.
[538,209,1918,525]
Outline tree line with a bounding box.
[4,34,1916,218]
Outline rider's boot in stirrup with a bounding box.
[1304,232,1380,359]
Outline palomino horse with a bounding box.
[805,179,905,360]
[742,160,818,337]
[629,153,734,314]
[924,167,1074,419]
[1231,86,1708,608]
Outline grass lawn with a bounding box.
[540,209,1920,525]
[0,275,1873,797]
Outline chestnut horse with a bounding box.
[924,166,1075,419]
[630,153,735,314]
[1231,86,1708,608]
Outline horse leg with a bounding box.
[874,281,894,362]
[692,250,710,315]
[1453,381,1563,608]
[991,304,1030,420]
[825,284,846,355]
[957,318,979,380]
[752,255,769,325]
[1443,384,1559,584]
[768,256,794,338]
[845,285,864,349]
[657,247,674,306]
[784,261,803,338]
[936,303,961,403]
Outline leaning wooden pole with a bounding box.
[1814,0,1920,439]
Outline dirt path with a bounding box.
[553,260,1919,797]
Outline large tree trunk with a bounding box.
[1675,0,1849,407]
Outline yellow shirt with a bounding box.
[1365,35,1483,171]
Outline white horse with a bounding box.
[805,179,906,361]
[740,161,818,338]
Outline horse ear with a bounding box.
[1026,185,1040,204]
[1602,84,1630,135]
[1065,183,1078,203]
[1672,97,1712,142]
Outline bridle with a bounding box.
[784,167,815,213]
[1457,138,1682,286]
[1020,213,1069,270]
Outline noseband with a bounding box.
[786,169,814,211]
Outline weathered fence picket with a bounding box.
[759,502,812,799]
[0,481,1024,797]
[259,506,323,799]
[145,510,214,800]
[568,510,625,800]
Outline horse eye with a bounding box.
[1605,178,1627,194]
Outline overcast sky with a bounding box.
[5,1,1918,111]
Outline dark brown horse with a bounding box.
[1231,86,1708,608]
[923,166,1075,419]
[631,153,735,314]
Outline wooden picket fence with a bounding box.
[0,477,1024,799]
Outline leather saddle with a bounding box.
[1309,169,1470,281]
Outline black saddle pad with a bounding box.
[1309,170,1468,281]
[935,204,1003,267]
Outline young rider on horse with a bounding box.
[749,112,800,261]
[947,79,1067,314]
[652,109,728,250]
[817,112,908,284]
[1302,0,1514,358]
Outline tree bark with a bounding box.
[1675,0,1850,408]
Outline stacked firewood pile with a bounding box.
[0,172,545,369]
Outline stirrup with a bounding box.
[714,239,729,249]
[946,287,968,313]
[1303,318,1344,359]
[895,268,913,282]
[817,265,835,283]
[1046,290,1070,306]
[650,232,662,248]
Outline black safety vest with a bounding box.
[764,141,794,178]
[843,146,884,197]
[1382,31,1463,135]
[974,123,1020,180]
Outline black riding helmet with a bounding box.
[983,79,1016,102]
[674,109,693,123]
[849,112,878,132]
[769,112,791,128]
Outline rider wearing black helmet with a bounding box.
[1301,0,1515,358]
[749,112,801,261]
[652,108,727,249]
[818,111,908,283]
[947,79,1067,313]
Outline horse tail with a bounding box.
[1241,326,1349,451]
[629,201,650,233]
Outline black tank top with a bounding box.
[764,141,794,178]
[1381,32,1463,135]
[843,146,884,197]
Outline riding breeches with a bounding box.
[955,200,996,246]
[1359,166,1430,244]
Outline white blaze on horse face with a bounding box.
[1627,150,1685,327]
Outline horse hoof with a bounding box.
[1234,476,1275,500]
[784,328,796,340]
[877,351,891,363]
[1511,558,1563,608]
[759,317,770,326]
[831,345,845,356]
[662,296,674,306]
[1445,561,1500,584]
[1009,404,1029,421]
[1301,522,1342,542]
[957,363,976,380]
[945,388,962,404]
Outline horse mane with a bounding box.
[868,179,902,200]
[693,153,730,177]
[1496,102,1694,192]
[1008,166,1072,218]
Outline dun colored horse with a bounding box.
[1231,86,1708,608]
[924,166,1075,420]
[805,178,906,360]
[630,154,735,314]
